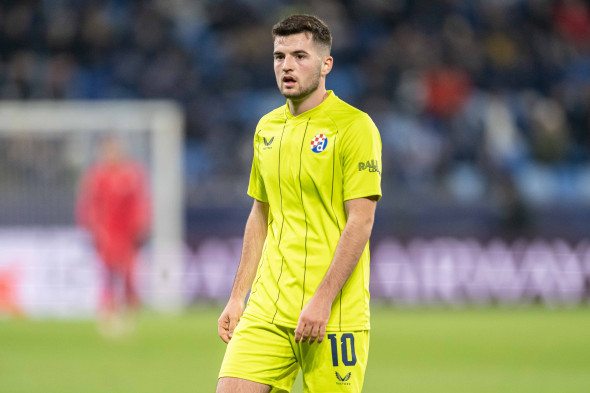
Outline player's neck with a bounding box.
[288,88,329,117]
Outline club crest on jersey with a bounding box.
[310,133,328,153]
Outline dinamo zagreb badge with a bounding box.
[310,133,328,153]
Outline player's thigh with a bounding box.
[219,314,299,392]
[301,330,369,393]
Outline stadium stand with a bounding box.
[1,0,589,240]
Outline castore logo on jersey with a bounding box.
[263,136,274,150]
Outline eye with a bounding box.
[274,54,284,60]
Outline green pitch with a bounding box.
[1,306,589,393]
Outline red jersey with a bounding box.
[77,160,150,271]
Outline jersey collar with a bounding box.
[284,90,337,120]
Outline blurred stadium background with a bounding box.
[0,0,589,392]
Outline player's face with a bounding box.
[100,137,124,163]
[273,33,329,101]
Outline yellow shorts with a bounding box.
[219,313,369,393]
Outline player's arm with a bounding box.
[295,196,377,344]
[217,199,269,343]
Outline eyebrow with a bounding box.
[273,50,310,56]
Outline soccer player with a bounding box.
[77,135,150,336]
[217,14,382,393]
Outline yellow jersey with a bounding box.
[244,91,382,331]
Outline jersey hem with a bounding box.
[244,310,370,331]
[343,190,382,202]
[247,190,268,203]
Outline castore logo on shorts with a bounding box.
[335,371,351,386]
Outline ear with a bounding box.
[321,56,333,77]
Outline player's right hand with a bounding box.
[217,298,244,343]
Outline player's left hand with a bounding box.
[294,295,331,344]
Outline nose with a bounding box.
[283,55,295,71]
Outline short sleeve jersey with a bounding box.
[245,91,382,331]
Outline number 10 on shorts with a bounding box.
[328,333,357,367]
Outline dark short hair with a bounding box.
[272,14,332,53]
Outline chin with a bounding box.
[281,90,301,99]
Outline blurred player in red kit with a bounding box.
[77,135,150,335]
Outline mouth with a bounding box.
[282,75,296,87]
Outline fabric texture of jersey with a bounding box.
[246,91,382,331]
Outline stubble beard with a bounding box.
[279,67,322,101]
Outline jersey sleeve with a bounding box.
[340,113,382,201]
[247,130,268,203]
